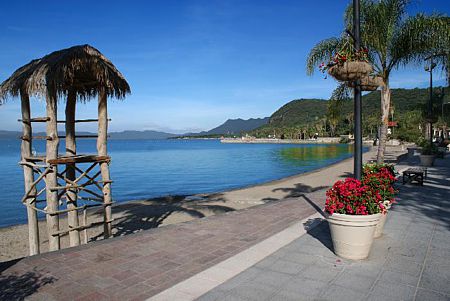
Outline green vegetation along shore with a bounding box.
[250,87,450,143]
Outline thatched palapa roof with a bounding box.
[0,44,130,103]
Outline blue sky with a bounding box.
[0,0,448,133]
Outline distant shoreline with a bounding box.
[221,137,342,144]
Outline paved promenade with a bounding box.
[194,155,450,301]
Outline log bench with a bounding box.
[402,167,427,186]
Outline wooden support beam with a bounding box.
[58,135,100,139]
[56,118,111,123]
[98,88,113,238]
[45,89,60,251]
[19,118,111,123]
[18,117,50,123]
[83,209,88,244]
[47,155,109,165]
[20,89,40,256]
[60,195,104,203]
[65,90,80,247]
[78,186,105,200]
[21,168,51,203]
[23,203,47,214]
[51,218,114,237]
[73,162,99,182]
[21,135,101,141]
[74,165,103,191]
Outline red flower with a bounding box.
[325,177,382,215]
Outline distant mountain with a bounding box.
[109,130,177,140]
[185,117,270,136]
[0,130,22,139]
[0,130,177,140]
[0,118,269,140]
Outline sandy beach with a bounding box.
[0,145,406,262]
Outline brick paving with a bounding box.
[196,155,450,301]
[0,188,327,301]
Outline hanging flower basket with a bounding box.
[347,75,384,91]
[319,41,373,82]
[328,61,373,82]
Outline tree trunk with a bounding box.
[97,88,113,238]
[45,89,60,251]
[20,90,40,255]
[65,90,80,246]
[377,80,391,164]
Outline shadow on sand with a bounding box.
[90,195,236,240]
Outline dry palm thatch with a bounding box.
[0,44,130,103]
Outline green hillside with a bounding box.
[250,87,450,142]
[342,88,449,115]
[268,99,328,126]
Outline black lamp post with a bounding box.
[424,55,437,144]
[353,0,362,180]
[439,88,447,118]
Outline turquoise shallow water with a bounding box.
[0,139,356,227]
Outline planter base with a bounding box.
[328,213,381,260]
[374,213,388,238]
[420,155,435,167]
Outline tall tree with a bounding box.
[307,0,449,163]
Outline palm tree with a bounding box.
[307,0,449,163]
[327,102,340,137]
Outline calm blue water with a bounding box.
[0,139,356,227]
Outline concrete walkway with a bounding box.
[194,155,450,301]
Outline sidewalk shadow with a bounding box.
[303,218,334,253]
[0,267,56,300]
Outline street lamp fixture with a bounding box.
[424,55,437,143]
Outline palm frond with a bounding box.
[331,82,352,102]
[306,38,340,75]
[391,14,450,73]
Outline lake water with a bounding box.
[0,139,355,227]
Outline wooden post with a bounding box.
[65,90,81,246]
[45,89,60,251]
[20,89,40,255]
[97,88,112,238]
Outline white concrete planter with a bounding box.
[327,213,381,260]
[420,155,435,167]
[374,212,388,238]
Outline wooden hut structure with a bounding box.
[0,45,130,255]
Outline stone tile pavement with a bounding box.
[195,155,450,301]
[0,185,328,301]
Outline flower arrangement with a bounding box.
[363,163,396,184]
[319,40,369,74]
[362,163,397,211]
[325,178,384,215]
